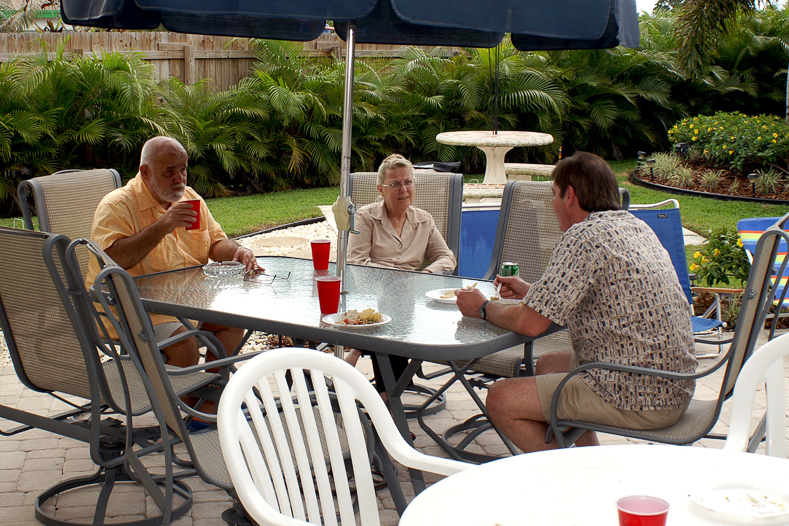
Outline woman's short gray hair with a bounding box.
[377,153,414,185]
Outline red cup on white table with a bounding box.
[617,495,670,526]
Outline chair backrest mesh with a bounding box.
[494,181,563,282]
[103,268,187,441]
[0,227,94,399]
[350,171,459,245]
[21,169,121,276]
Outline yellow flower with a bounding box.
[773,140,777,144]
[731,136,735,140]
[758,136,762,140]
[694,251,703,259]
[729,150,734,155]
[737,238,743,247]
[694,129,699,134]
[714,249,721,256]
[707,127,712,132]
[774,132,779,138]
[702,257,711,264]
[692,136,698,141]
[689,263,700,272]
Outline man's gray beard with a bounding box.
[151,179,185,203]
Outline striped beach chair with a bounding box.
[737,216,789,337]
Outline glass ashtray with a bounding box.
[203,261,246,279]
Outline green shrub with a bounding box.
[671,165,696,188]
[690,228,750,286]
[700,169,722,191]
[651,152,680,183]
[754,168,781,195]
[668,112,789,172]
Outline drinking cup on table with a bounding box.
[617,495,670,526]
[182,199,201,230]
[316,276,341,314]
[310,239,331,270]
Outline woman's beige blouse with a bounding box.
[347,201,457,273]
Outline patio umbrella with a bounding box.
[61,0,639,289]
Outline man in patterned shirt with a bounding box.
[457,152,696,452]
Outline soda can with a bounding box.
[501,262,519,277]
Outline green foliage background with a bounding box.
[3,7,789,216]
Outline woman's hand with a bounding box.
[493,275,530,300]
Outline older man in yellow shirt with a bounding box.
[85,136,260,368]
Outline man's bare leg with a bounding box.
[161,322,244,415]
[485,351,598,452]
[161,325,200,368]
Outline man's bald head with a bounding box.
[140,136,187,167]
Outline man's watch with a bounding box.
[479,300,491,320]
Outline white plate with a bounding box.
[322,313,392,328]
[425,288,459,303]
[690,489,789,519]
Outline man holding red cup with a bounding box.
[86,136,261,370]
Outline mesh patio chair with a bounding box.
[18,168,122,277]
[92,259,311,522]
[629,200,738,357]
[348,170,463,271]
[722,331,788,458]
[0,226,214,526]
[547,212,789,448]
[348,170,463,416]
[217,347,470,526]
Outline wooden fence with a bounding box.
[0,31,459,91]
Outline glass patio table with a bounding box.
[133,256,551,508]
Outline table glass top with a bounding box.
[133,257,527,360]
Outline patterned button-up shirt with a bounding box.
[524,210,697,411]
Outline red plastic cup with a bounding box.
[617,496,670,526]
[310,239,331,270]
[315,276,341,314]
[182,199,201,230]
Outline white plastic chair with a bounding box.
[217,348,470,526]
[723,332,789,458]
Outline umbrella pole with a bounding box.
[331,24,356,357]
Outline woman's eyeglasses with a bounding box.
[380,179,415,190]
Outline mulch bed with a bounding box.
[643,157,789,200]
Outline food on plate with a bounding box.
[441,281,477,298]
[439,289,456,299]
[341,308,383,325]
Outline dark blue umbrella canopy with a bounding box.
[61,0,639,50]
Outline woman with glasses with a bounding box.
[347,153,456,273]
[346,153,456,394]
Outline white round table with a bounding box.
[400,445,789,526]
[435,130,554,184]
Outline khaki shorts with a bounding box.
[536,354,689,430]
[153,321,187,342]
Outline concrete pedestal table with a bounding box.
[436,130,554,184]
